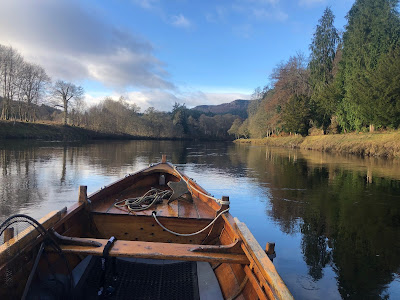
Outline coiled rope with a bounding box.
[152,208,230,237]
[114,188,172,212]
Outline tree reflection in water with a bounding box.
[230,144,400,299]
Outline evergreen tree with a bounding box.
[309,7,339,87]
[309,7,340,132]
[370,46,400,128]
[339,0,400,131]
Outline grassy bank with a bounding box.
[235,131,400,158]
[0,121,136,140]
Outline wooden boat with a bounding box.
[0,156,293,300]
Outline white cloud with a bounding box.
[170,14,192,29]
[0,0,173,90]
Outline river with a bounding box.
[0,140,399,299]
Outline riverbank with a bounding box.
[235,131,400,158]
[0,120,137,140]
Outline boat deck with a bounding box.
[91,184,216,219]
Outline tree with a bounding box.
[238,119,250,138]
[370,46,400,128]
[309,7,340,87]
[228,118,242,139]
[282,94,311,136]
[171,102,188,133]
[51,80,84,125]
[339,0,400,131]
[16,62,50,121]
[309,7,340,131]
[0,45,23,120]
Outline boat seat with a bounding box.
[52,238,249,264]
[72,255,223,300]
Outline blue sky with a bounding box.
[0,0,354,111]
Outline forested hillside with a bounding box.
[230,0,400,139]
[192,99,251,118]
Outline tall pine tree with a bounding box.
[339,0,400,131]
[309,7,340,132]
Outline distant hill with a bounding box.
[192,99,251,118]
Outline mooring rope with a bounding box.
[152,208,230,237]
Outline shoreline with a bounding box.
[0,120,230,142]
[235,132,400,158]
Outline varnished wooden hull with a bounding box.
[0,158,293,299]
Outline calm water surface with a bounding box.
[1,140,399,299]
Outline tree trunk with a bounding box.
[63,106,68,125]
[369,124,375,132]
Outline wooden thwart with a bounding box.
[50,238,249,264]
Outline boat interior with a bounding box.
[0,161,292,300]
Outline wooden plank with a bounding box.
[218,224,247,291]
[52,239,249,264]
[250,261,275,300]
[4,228,14,243]
[192,196,216,219]
[244,265,269,300]
[234,218,294,300]
[214,263,240,299]
[178,199,199,218]
[91,213,213,244]
[53,202,84,232]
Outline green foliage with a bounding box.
[339,0,400,130]
[370,46,400,128]
[282,94,311,136]
[228,118,242,139]
[309,7,340,131]
[241,0,400,137]
[309,7,340,87]
[238,119,250,138]
[171,102,188,133]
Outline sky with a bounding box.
[0,0,354,112]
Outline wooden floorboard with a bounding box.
[91,184,216,219]
[178,199,200,218]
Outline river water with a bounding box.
[0,140,399,299]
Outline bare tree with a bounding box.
[0,45,24,120]
[16,62,50,121]
[51,80,84,125]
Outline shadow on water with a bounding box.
[0,140,399,299]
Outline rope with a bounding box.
[152,208,230,237]
[173,166,228,205]
[114,188,172,212]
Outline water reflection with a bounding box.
[0,140,399,299]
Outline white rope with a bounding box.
[173,166,228,205]
[152,208,230,237]
[114,188,171,212]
